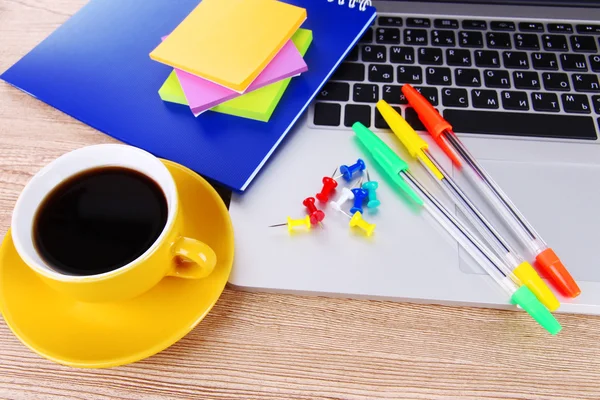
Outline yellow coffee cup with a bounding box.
[11,144,217,303]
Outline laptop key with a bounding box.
[572,74,600,93]
[379,16,403,27]
[434,19,459,29]
[404,29,428,46]
[486,32,512,49]
[548,23,573,33]
[463,20,487,30]
[376,28,401,44]
[472,89,500,109]
[413,86,439,105]
[491,21,516,31]
[532,92,560,112]
[447,49,472,66]
[562,94,592,114]
[353,84,379,103]
[514,33,540,50]
[397,66,423,84]
[442,88,469,107]
[503,51,529,69]
[405,108,426,131]
[571,35,597,52]
[513,71,540,90]
[444,109,597,140]
[317,82,350,101]
[560,54,588,71]
[593,95,600,113]
[375,106,402,129]
[407,18,431,27]
[383,85,406,104]
[426,67,452,85]
[418,47,443,65]
[542,35,569,51]
[331,63,365,81]
[431,30,456,46]
[501,91,530,110]
[531,52,559,70]
[519,22,544,32]
[362,45,387,62]
[576,24,600,34]
[459,31,483,48]
[542,72,571,91]
[475,50,500,67]
[590,55,600,72]
[455,68,482,87]
[345,104,372,127]
[368,64,394,83]
[484,69,510,88]
[345,46,359,62]
[313,103,341,126]
[390,47,415,64]
[360,28,373,43]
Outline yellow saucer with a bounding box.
[0,160,234,368]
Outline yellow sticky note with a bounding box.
[158,29,313,122]
[150,0,306,93]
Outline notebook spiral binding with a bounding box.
[327,0,373,12]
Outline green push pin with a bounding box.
[362,170,380,209]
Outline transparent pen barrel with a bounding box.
[443,132,547,256]
[401,171,517,297]
[421,151,525,272]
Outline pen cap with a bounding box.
[376,100,428,158]
[401,84,452,138]
[513,261,560,312]
[401,85,462,167]
[535,248,581,298]
[510,286,562,335]
[352,122,424,206]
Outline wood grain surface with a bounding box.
[1,1,600,399]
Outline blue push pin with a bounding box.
[350,188,368,215]
[339,158,366,182]
[362,170,380,209]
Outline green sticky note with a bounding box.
[158,28,313,122]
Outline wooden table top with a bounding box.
[1,1,600,399]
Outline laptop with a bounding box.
[228,0,600,315]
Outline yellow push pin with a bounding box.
[348,211,376,236]
[269,216,312,233]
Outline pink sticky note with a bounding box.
[171,40,307,116]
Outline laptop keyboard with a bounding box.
[310,15,600,141]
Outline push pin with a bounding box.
[340,210,376,237]
[316,168,339,203]
[362,171,380,209]
[331,187,354,212]
[303,197,325,225]
[338,158,366,182]
[350,187,368,215]
[349,211,376,236]
[269,216,311,233]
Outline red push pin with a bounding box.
[303,197,325,225]
[316,167,339,203]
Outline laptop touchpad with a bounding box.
[455,159,600,283]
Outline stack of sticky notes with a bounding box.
[150,0,310,122]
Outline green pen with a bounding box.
[352,122,561,335]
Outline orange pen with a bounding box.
[402,83,581,298]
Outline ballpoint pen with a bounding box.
[402,83,581,298]
[352,121,561,335]
[376,100,559,311]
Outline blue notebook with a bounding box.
[0,0,375,191]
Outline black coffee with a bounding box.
[34,167,168,276]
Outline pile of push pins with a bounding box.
[269,158,380,236]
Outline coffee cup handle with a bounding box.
[168,237,217,279]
